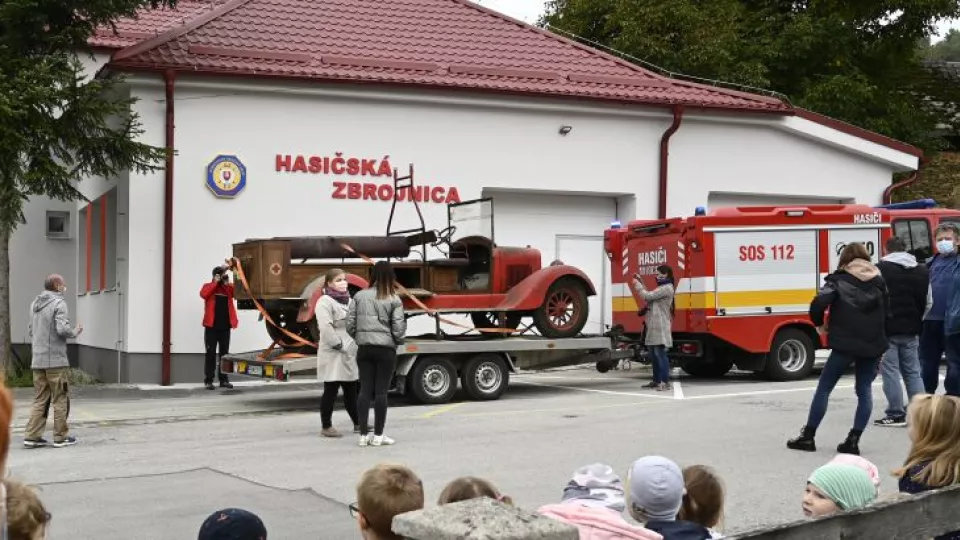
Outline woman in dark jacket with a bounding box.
[788,242,889,456]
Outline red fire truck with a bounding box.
[603,199,960,381]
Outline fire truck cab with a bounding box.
[604,199,960,382]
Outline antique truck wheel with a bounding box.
[265,310,317,352]
[470,312,522,337]
[533,278,589,338]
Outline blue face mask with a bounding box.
[937,240,956,255]
[656,276,671,285]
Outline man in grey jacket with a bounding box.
[24,274,83,448]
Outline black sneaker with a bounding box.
[874,415,907,427]
[219,381,234,389]
[205,383,215,390]
[23,438,48,449]
[52,436,78,448]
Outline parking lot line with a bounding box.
[673,381,684,400]
[513,381,675,400]
[420,402,466,418]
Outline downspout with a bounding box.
[659,105,684,219]
[882,157,926,205]
[162,69,176,386]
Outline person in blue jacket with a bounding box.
[920,223,960,398]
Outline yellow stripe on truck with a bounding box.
[612,289,816,312]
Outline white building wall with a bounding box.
[92,76,916,360]
[10,51,112,346]
[667,118,899,217]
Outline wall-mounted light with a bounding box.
[558,125,572,136]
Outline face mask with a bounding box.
[937,240,956,255]
[330,280,348,292]
[656,276,671,285]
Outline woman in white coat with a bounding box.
[317,268,360,438]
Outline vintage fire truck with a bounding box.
[604,199,960,381]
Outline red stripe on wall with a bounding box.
[85,204,92,292]
[100,196,107,290]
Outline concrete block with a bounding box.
[392,497,579,540]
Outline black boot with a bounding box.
[837,429,862,455]
[787,426,817,452]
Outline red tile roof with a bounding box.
[106,0,790,112]
[90,0,220,49]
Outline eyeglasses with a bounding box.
[348,502,360,519]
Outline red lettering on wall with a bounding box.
[362,183,377,200]
[292,155,307,172]
[347,183,361,199]
[377,184,393,200]
[430,187,445,203]
[276,154,291,171]
[446,187,461,204]
[332,182,347,199]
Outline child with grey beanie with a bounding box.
[627,456,712,540]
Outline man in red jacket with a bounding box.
[200,265,237,390]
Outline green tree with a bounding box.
[924,29,960,61]
[0,0,174,373]
[542,1,960,151]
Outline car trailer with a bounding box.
[220,333,643,405]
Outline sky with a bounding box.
[474,0,959,42]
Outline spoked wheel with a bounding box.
[533,278,589,338]
[470,312,523,337]
[265,311,316,353]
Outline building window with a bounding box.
[79,189,118,293]
[45,211,70,239]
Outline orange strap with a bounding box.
[338,243,517,334]
[227,256,320,350]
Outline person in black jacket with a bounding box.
[788,242,889,456]
[873,236,931,427]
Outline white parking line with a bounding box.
[673,381,684,400]
[514,381,675,400]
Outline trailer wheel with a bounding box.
[764,328,815,381]
[461,354,509,401]
[533,278,589,338]
[408,356,458,405]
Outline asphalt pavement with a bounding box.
[7,364,947,539]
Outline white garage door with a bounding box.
[708,192,849,210]
[483,190,616,335]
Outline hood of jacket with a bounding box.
[538,504,663,540]
[32,290,63,312]
[644,519,712,540]
[881,251,918,269]
[841,258,881,282]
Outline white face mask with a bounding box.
[937,239,956,255]
[330,279,348,292]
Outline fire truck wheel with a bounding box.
[764,329,815,381]
[408,356,459,405]
[461,354,510,401]
[265,311,316,353]
[533,278,590,338]
[679,358,734,378]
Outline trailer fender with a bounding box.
[497,265,597,312]
[296,273,369,322]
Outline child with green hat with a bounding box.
[802,463,878,518]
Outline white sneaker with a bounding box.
[371,434,395,446]
[358,434,370,447]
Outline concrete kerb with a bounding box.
[10,379,323,400]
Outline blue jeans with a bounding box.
[649,345,670,384]
[806,351,879,432]
[947,333,960,397]
[919,320,945,393]
[880,335,925,417]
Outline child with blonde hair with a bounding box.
[4,479,51,540]
[678,465,725,538]
[438,476,513,506]
[354,463,424,540]
[894,394,960,539]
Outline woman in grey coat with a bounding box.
[346,260,406,447]
[632,265,676,391]
[317,268,360,438]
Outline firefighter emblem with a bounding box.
[206,155,247,198]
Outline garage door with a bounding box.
[708,192,849,210]
[483,190,616,335]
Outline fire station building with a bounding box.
[10,0,922,384]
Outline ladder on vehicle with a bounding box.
[385,163,429,262]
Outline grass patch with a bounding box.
[4,368,101,388]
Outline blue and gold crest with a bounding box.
[206,155,247,198]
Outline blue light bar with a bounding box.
[610,220,622,229]
[875,198,937,210]
[694,206,707,216]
